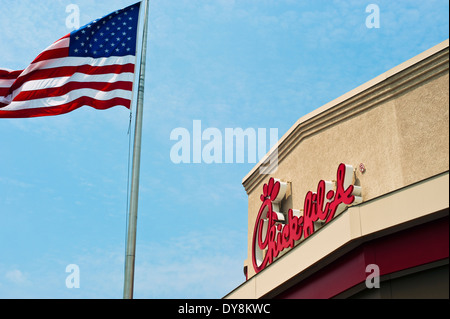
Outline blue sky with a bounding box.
[0,0,448,298]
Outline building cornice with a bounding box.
[242,39,449,195]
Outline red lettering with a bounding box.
[303,191,314,239]
[316,180,328,220]
[252,163,359,273]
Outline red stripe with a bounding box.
[12,81,133,102]
[27,34,70,64]
[0,70,22,79]
[0,87,10,96]
[9,63,135,93]
[0,96,131,118]
[31,47,70,64]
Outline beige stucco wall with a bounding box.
[242,40,449,280]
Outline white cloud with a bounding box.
[132,229,247,298]
[0,226,246,298]
[5,269,29,285]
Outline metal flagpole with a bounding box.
[123,0,150,299]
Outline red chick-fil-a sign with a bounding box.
[252,163,362,273]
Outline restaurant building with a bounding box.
[225,39,449,299]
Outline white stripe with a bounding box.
[51,37,70,50]
[0,79,16,88]
[3,72,134,103]
[37,37,70,52]
[1,71,133,104]
[2,56,135,103]
[20,72,135,92]
[0,68,15,72]
[0,68,18,90]
[21,55,136,79]
[3,89,132,111]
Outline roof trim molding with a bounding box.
[242,39,449,195]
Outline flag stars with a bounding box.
[70,3,138,58]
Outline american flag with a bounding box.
[0,2,141,118]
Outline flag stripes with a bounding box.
[0,2,140,119]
